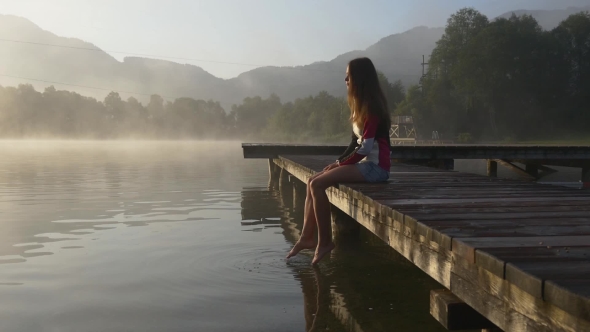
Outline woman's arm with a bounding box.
[338,114,379,166]
[337,131,359,164]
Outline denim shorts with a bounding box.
[355,161,390,183]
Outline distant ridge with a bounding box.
[1,6,588,110]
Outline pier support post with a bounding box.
[278,167,289,191]
[331,206,360,242]
[582,163,590,183]
[525,164,539,178]
[292,180,306,212]
[268,159,279,180]
[278,168,293,208]
[443,159,454,170]
[430,289,499,331]
[268,159,280,189]
[487,160,498,177]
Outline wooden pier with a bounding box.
[243,143,590,182]
[243,144,590,332]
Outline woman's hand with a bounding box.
[323,162,339,171]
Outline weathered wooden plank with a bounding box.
[505,261,590,299]
[452,236,590,264]
[413,220,453,252]
[545,279,590,323]
[388,200,590,209]
[451,257,590,332]
[406,219,590,246]
[361,184,569,191]
[354,184,590,193]
[407,210,590,222]
[430,289,497,330]
[378,197,590,206]
[474,246,590,278]
[406,218,590,253]
[383,184,544,190]
[450,272,548,331]
[376,193,590,200]
[400,205,590,215]
[349,187,590,195]
[424,217,590,228]
[430,223,590,240]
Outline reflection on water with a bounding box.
[0,141,467,332]
[243,183,459,332]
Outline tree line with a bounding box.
[0,84,229,139]
[1,8,588,142]
[396,9,590,142]
[0,74,404,141]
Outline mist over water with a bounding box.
[0,140,466,332]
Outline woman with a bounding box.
[286,57,391,265]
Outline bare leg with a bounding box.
[309,165,365,265]
[286,171,324,258]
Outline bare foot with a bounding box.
[286,238,316,259]
[311,242,335,265]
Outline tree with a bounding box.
[378,72,406,113]
[552,12,590,129]
[232,94,281,136]
[430,8,489,75]
[452,14,547,138]
[104,91,124,121]
[147,94,164,117]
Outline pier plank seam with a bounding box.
[274,155,590,332]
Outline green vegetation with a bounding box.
[0,85,229,139]
[397,9,590,142]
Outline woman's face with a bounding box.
[345,66,351,92]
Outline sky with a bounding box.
[1,0,590,79]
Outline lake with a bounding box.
[0,140,485,331]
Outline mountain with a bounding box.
[0,14,443,109]
[230,26,444,102]
[0,15,119,92]
[0,5,588,110]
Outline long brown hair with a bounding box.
[346,57,390,127]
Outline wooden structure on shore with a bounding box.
[390,115,418,145]
[389,115,453,145]
[243,143,590,332]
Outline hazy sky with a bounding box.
[1,0,590,78]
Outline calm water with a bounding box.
[0,140,466,332]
